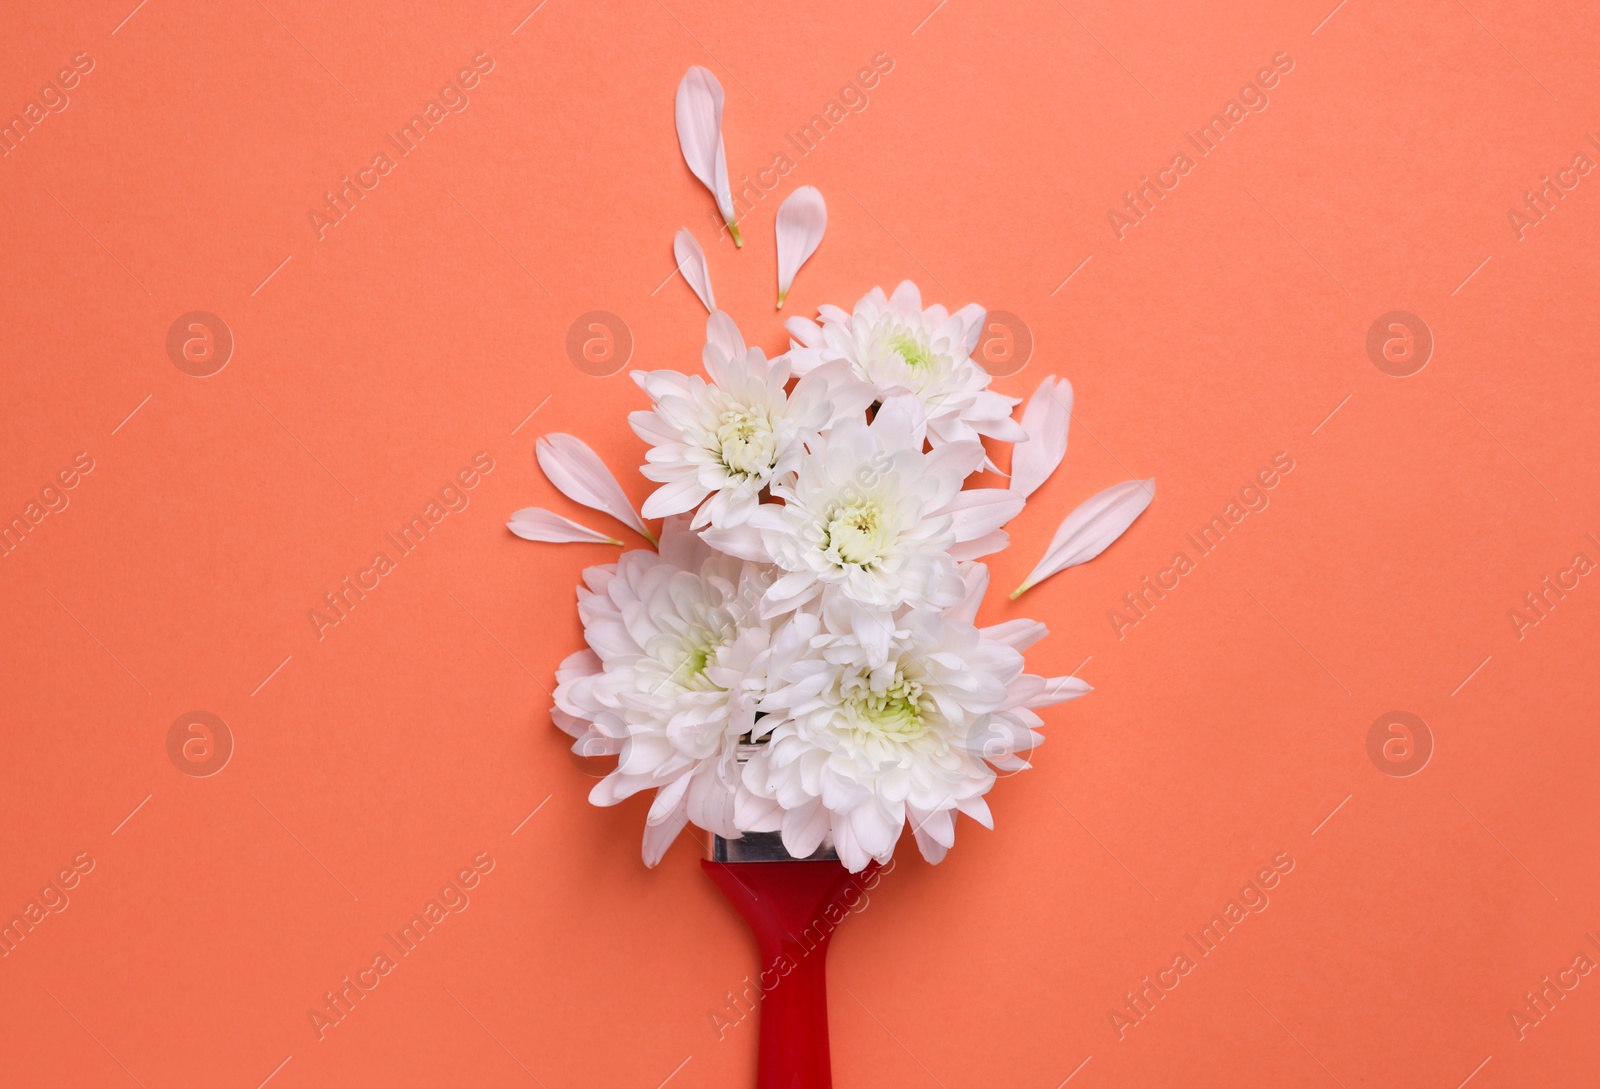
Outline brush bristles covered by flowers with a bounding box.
[518,293,1153,873]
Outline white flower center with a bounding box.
[715,406,777,478]
[824,500,889,566]
[843,669,928,741]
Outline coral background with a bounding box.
[2,1,1598,1086]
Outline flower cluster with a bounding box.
[507,67,1153,873]
[516,293,1153,872]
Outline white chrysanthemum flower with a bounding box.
[741,572,1087,872]
[702,405,1022,615]
[552,519,782,865]
[630,314,867,531]
[785,280,1026,451]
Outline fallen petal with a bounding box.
[775,186,826,308]
[1009,376,1073,499]
[507,507,624,545]
[536,433,657,545]
[674,66,741,246]
[1012,479,1154,598]
[672,228,715,312]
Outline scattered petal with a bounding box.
[673,228,715,313]
[775,186,826,308]
[1010,376,1073,499]
[536,433,657,545]
[1011,479,1154,598]
[507,507,623,545]
[674,66,741,246]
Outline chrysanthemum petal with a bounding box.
[507,507,623,546]
[536,433,656,544]
[944,488,1025,543]
[780,801,832,859]
[1012,479,1154,597]
[641,805,691,867]
[705,310,746,362]
[1009,376,1073,499]
[1028,675,1093,706]
[674,66,740,245]
[672,228,714,312]
[981,618,1049,651]
[775,186,826,308]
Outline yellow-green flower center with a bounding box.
[673,635,721,691]
[825,501,888,566]
[889,332,933,370]
[848,672,928,741]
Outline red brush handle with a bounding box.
[701,858,877,1089]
